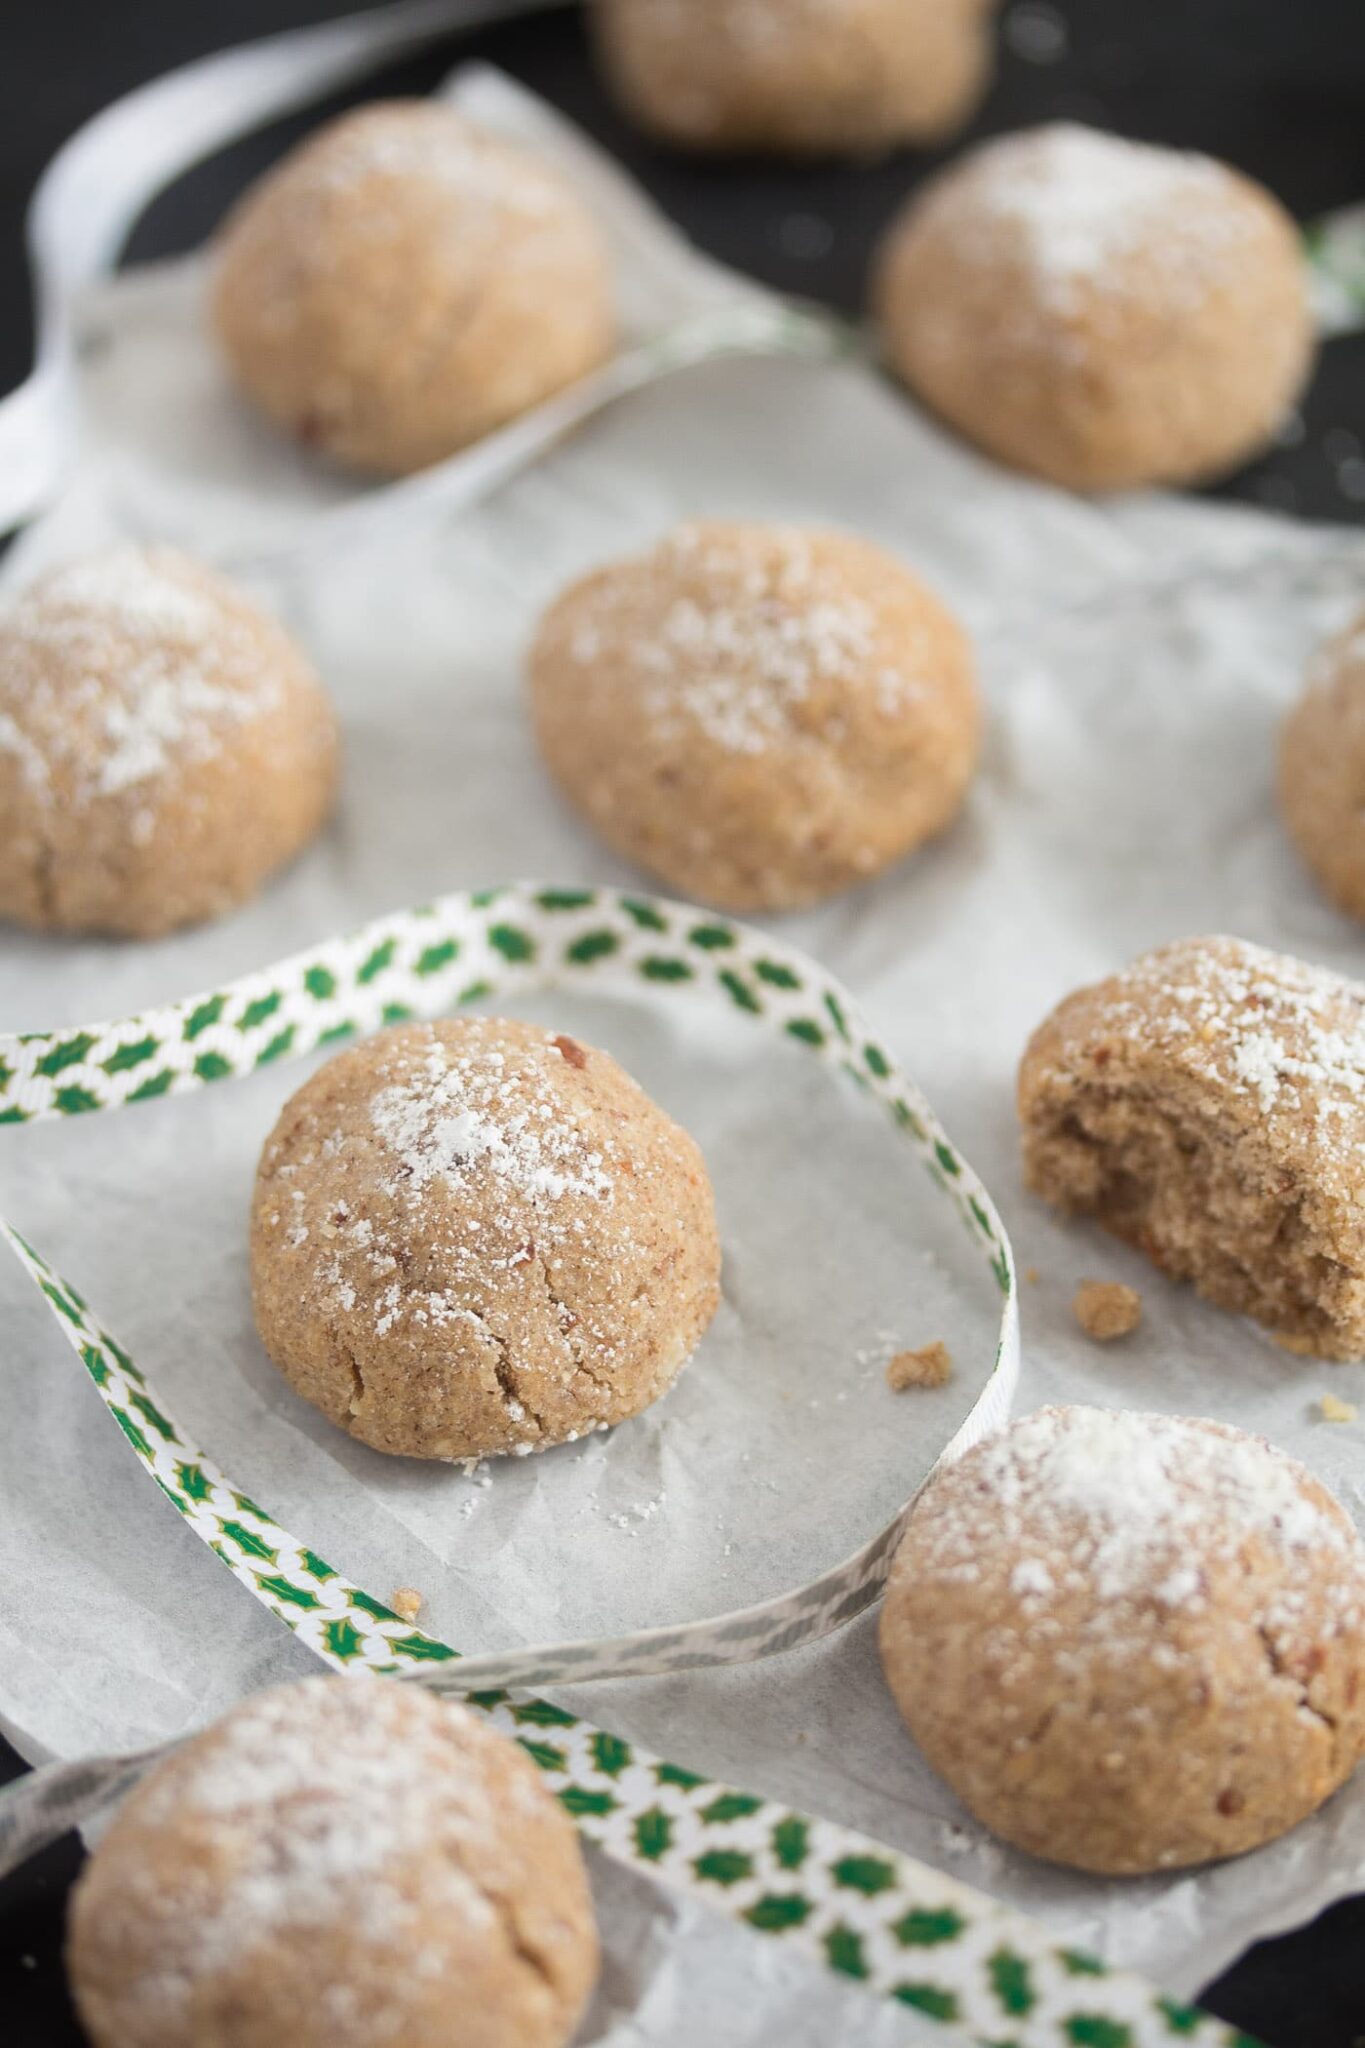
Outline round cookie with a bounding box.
[0,544,338,938]
[1280,609,1365,917]
[213,101,615,476]
[67,1674,599,2048]
[592,0,997,157]
[875,123,1313,492]
[251,1016,721,1460]
[528,522,979,912]
[880,1406,1365,1875]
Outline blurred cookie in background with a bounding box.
[876,123,1313,492]
[213,100,615,476]
[0,543,338,938]
[1281,608,1365,918]
[593,0,999,157]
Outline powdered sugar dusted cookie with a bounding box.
[250,1017,721,1460]
[66,1674,598,2048]
[876,124,1312,491]
[213,101,615,476]
[529,522,979,912]
[880,1406,1365,1874]
[0,544,337,937]
[593,0,996,156]
[1281,608,1365,918]
[1019,936,1365,1359]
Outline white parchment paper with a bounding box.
[2,64,1364,2028]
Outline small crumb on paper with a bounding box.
[389,1586,424,1622]
[1319,1393,1358,1424]
[1023,1265,1040,1286]
[1073,1280,1142,1342]
[886,1341,953,1392]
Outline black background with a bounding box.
[3,3,1365,2043]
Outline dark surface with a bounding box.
[2,3,1365,2044]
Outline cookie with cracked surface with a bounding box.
[250,1017,721,1460]
[528,522,979,912]
[876,123,1312,492]
[1281,608,1365,919]
[1019,936,1365,1359]
[0,544,338,938]
[212,101,615,477]
[66,1674,598,2048]
[880,1405,1365,1874]
[592,0,997,157]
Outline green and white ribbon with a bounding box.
[0,880,1018,1682]
[1307,203,1365,337]
[0,883,1257,2045]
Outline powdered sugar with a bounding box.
[0,544,287,804]
[293,104,563,223]
[936,1407,1355,1616]
[566,524,924,755]
[1097,936,1365,1127]
[125,1677,525,2021]
[370,1033,613,1206]
[934,123,1252,316]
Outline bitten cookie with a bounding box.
[592,0,997,156]
[529,522,979,912]
[876,123,1312,492]
[1019,936,1365,1359]
[0,544,338,938]
[213,101,615,476]
[251,1017,721,1460]
[880,1405,1365,1874]
[1280,609,1365,918]
[67,1675,599,2048]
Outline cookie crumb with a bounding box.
[886,1341,954,1391]
[1024,1266,1040,1285]
[1274,1330,1321,1357]
[1073,1280,1142,1342]
[1319,1393,1358,1424]
[389,1587,424,1622]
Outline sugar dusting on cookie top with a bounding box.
[368,1022,615,1207]
[1065,936,1365,1130]
[0,544,288,805]
[120,1677,551,2031]
[922,1406,1362,1633]
[926,124,1254,312]
[562,524,933,756]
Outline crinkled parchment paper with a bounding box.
[2,62,1364,2033]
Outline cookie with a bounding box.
[1280,609,1365,918]
[251,1017,721,1460]
[0,544,338,937]
[1019,936,1365,1358]
[67,1674,598,2048]
[213,101,615,476]
[880,1405,1365,1873]
[876,124,1312,491]
[529,522,979,911]
[593,0,996,156]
